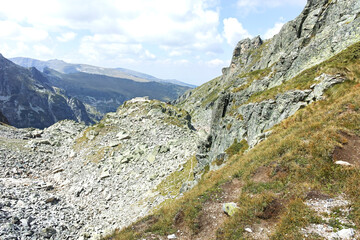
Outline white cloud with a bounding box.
[57,32,77,42]
[206,58,226,67]
[223,18,251,46]
[263,22,285,39]
[237,0,306,13]
[79,34,155,62]
[0,20,48,42]
[0,0,223,55]
[33,44,53,57]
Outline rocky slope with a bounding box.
[175,0,360,170]
[0,98,199,239]
[1,0,360,239]
[0,110,8,124]
[0,54,93,128]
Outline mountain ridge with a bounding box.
[0,54,93,128]
[10,57,195,88]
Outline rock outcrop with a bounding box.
[175,0,360,171]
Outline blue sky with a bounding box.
[0,0,306,85]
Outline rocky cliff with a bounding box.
[175,0,360,171]
[0,54,93,128]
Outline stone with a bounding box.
[167,234,177,239]
[159,145,170,154]
[109,141,121,147]
[100,171,111,180]
[45,197,60,204]
[147,147,160,164]
[116,132,130,140]
[41,227,57,238]
[335,161,352,166]
[244,228,253,233]
[334,228,355,239]
[223,203,239,216]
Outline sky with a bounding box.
[0,0,307,85]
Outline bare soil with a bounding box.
[333,132,360,166]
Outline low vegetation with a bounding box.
[105,42,360,240]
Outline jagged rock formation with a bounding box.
[0,98,199,239]
[0,54,93,128]
[175,0,360,170]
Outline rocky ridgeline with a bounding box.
[0,98,199,239]
[175,0,360,170]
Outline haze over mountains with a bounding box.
[0,56,192,128]
[10,57,196,88]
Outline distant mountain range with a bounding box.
[10,57,196,88]
[0,55,192,128]
[0,54,92,128]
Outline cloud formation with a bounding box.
[263,22,285,39]
[223,18,251,46]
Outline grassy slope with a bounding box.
[105,42,360,240]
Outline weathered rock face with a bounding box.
[0,98,199,239]
[175,0,360,170]
[0,54,93,128]
[224,0,360,85]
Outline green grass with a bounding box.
[155,155,197,197]
[225,139,249,157]
[248,41,360,103]
[105,42,360,240]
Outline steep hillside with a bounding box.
[0,110,8,124]
[175,0,360,168]
[1,0,360,240]
[110,39,360,240]
[107,0,360,239]
[43,68,191,115]
[0,54,93,128]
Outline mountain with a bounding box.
[0,110,8,124]
[10,57,193,117]
[42,67,191,115]
[0,54,93,128]
[10,57,195,87]
[116,67,197,88]
[1,0,360,239]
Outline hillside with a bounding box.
[0,54,93,129]
[108,0,360,239]
[43,68,191,115]
[1,0,360,240]
[10,58,192,117]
